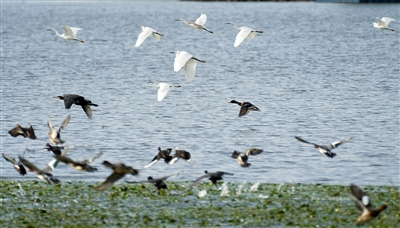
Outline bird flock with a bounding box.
[4,13,396,225]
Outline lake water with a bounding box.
[1,1,399,186]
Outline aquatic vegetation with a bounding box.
[0,181,398,227]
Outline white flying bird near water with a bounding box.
[135,26,164,47]
[373,17,396,31]
[47,26,84,43]
[174,51,205,82]
[226,22,263,47]
[175,14,213,34]
[152,81,181,101]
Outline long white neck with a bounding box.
[50,28,63,37]
[229,23,240,31]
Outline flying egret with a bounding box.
[226,22,263,47]
[176,14,213,34]
[152,81,181,101]
[47,26,84,43]
[174,51,205,82]
[373,17,396,31]
[135,26,164,47]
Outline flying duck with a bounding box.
[295,136,352,158]
[228,100,260,117]
[45,143,64,156]
[55,94,98,118]
[192,170,234,188]
[126,172,180,190]
[143,147,173,168]
[47,115,70,145]
[8,124,37,139]
[231,148,263,167]
[2,153,27,175]
[55,151,102,172]
[19,152,66,184]
[349,184,387,225]
[94,161,139,191]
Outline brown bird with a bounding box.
[8,124,37,139]
[94,161,139,191]
[228,100,260,117]
[295,136,352,158]
[2,153,27,175]
[19,156,64,184]
[349,184,388,225]
[56,151,102,172]
[231,148,263,167]
[47,115,70,144]
[169,147,191,165]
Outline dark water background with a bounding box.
[1,2,399,186]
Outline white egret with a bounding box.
[174,51,205,82]
[373,17,396,31]
[152,81,181,101]
[135,26,164,47]
[176,14,213,34]
[47,26,84,43]
[226,22,263,47]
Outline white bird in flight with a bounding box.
[176,14,213,34]
[47,26,84,43]
[373,17,396,31]
[135,26,164,47]
[226,22,263,47]
[152,81,181,101]
[174,51,205,82]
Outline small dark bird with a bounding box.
[143,147,173,168]
[295,136,352,158]
[55,94,98,118]
[48,115,70,145]
[170,147,191,165]
[2,153,27,175]
[45,143,64,156]
[192,170,234,188]
[8,124,37,139]
[55,151,102,172]
[349,184,388,225]
[19,156,62,184]
[126,172,180,190]
[94,161,138,191]
[228,100,260,117]
[231,148,263,167]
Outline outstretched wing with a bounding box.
[157,83,171,101]
[60,115,71,131]
[62,26,82,37]
[183,58,198,82]
[2,153,18,166]
[135,27,154,47]
[152,171,182,182]
[94,172,125,191]
[234,27,252,47]
[294,136,314,145]
[195,14,207,26]
[82,151,103,164]
[174,51,193,72]
[329,136,352,149]
[381,17,396,27]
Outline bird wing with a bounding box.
[195,14,207,26]
[2,153,18,166]
[82,151,103,164]
[216,171,234,176]
[26,126,37,139]
[43,159,60,173]
[238,104,251,117]
[55,155,75,164]
[192,174,210,185]
[350,184,372,212]
[381,17,395,26]
[19,157,41,172]
[62,26,82,37]
[47,117,58,138]
[244,148,263,156]
[231,151,240,159]
[63,94,79,109]
[82,105,93,118]
[183,58,198,82]
[174,51,193,72]
[157,83,171,101]
[8,124,23,137]
[143,158,159,168]
[152,171,182,182]
[329,136,352,149]
[234,27,252,47]
[135,27,153,47]
[94,172,125,191]
[294,136,314,145]
[59,115,71,131]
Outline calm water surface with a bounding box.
[1,2,399,186]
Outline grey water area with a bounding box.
[1,2,399,187]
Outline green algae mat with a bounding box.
[0,181,399,227]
